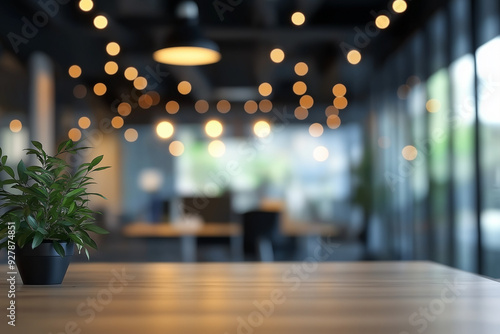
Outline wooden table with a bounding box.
[1,262,499,334]
[122,222,243,261]
[123,221,338,261]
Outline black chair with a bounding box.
[242,211,280,262]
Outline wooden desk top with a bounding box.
[123,221,338,238]
[1,262,499,334]
[280,221,338,236]
[122,222,242,237]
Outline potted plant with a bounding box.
[0,140,109,284]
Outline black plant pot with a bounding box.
[16,241,74,285]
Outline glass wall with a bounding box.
[121,122,363,226]
[450,0,477,272]
[369,0,500,276]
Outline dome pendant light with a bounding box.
[153,1,221,66]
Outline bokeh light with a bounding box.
[426,99,441,113]
[392,0,408,13]
[205,120,223,138]
[93,83,107,96]
[169,141,185,157]
[106,42,120,56]
[104,61,118,75]
[347,50,362,65]
[299,95,314,109]
[79,0,93,12]
[291,12,305,26]
[217,100,231,113]
[332,83,347,97]
[166,101,180,114]
[93,15,108,29]
[258,82,273,97]
[402,145,418,161]
[313,146,329,162]
[9,120,22,133]
[294,62,308,76]
[118,102,132,116]
[68,65,82,78]
[327,115,341,129]
[208,140,226,158]
[294,107,308,120]
[78,116,91,129]
[133,76,148,90]
[124,128,138,142]
[178,81,192,95]
[111,116,124,129]
[309,123,324,137]
[244,100,258,114]
[270,48,285,63]
[124,67,138,81]
[73,85,87,99]
[195,100,209,113]
[68,128,82,141]
[259,99,273,113]
[156,121,174,139]
[293,81,307,95]
[375,15,390,29]
[253,121,271,138]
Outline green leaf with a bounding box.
[84,248,90,260]
[66,188,86,198]
[17,231,33,248]
[27,215,38,230]
[68,201,77,215]
[92,166,110,172]
[83,224,109,234]
[2,165,15,179]
[78,230,98,249]
[1,155,6,165]
[32,232,44,249]
[52,241,66,257]
[89,155,104,169]
[24,148,42,157]
[68,233,84,246]
[71,146,91,152]
[31,141,43,151]
[57,140,71,154]
[87,193,107,200]
[36,227,48,235]
[58,221,74,227]
[17,160,28,183]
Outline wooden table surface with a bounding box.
[123,221,338,237]
[122,222,242,237]
[1,262,499,334]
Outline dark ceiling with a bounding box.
[0,0,446,124]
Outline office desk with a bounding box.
[122,222,242,261]
[1,262,499,334]
[123,221,338,261]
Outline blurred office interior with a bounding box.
[0,0,499,278]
